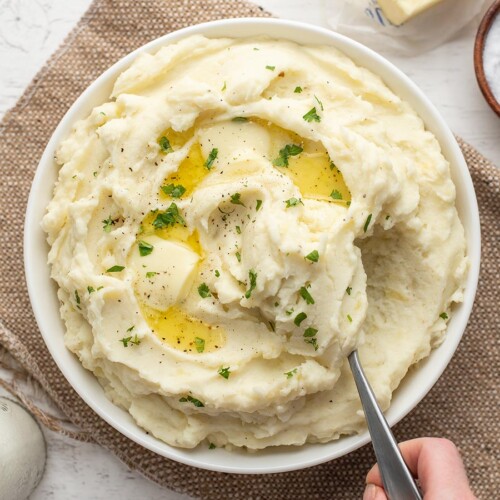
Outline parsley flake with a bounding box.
[299,286,315,305]
[138,240,154,256]
[364,214,373,233]
[204,148,218,170]
[232,116,248,122]
[330,190,343,200]
[347,314,353,323]
[74,290,80,306]
[119,334,140,347]
[218,366,231,379]
[158,136,172,153]
[305,250,319,263]
[265,65,275,71]
[214,269,220,278]
[273,144,303,167]
[285,197,303,208]
[346,287,352,296]
[245,269,257,299]
[179,396,204,407]
[208,443,216,450]
[294,312,307,326]
[235,251,241,262]
[194,337,205,353]
[235,225,241,234]
[256,199,263,211]
[285,368,298,378]
[221,81,226,91]
[304,337,319,350]
[304,327,318,337]
[440,312,449,320]
[106,265,125,273]
[230,193,245,206]
[198,283,211,298]
[294,86,303,93]
[303,107,321,122]
[161,183,186,198]
[146,271,157,279]
[87,286,95,294]
[314,95,324,111]
[102,216,117,233]
[152,203,185,229]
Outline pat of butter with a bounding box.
[378,0,445,25]
[130,235,199,311]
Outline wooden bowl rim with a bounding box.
[474,0,500,117]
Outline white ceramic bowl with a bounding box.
[24,18,480,474]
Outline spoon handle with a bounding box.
[348,350,422,500]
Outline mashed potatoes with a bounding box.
[43,35,467,449]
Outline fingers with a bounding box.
[363,483,387,500]
[365,438,476,499]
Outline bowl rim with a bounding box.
[474,0,500,117]
[24,17,481,474]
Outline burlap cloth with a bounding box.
[0,0,498,498]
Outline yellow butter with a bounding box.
[378,0,445,25]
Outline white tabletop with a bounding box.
[0,1,498,499]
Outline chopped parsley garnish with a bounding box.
[126,326,135,332]
[161,183,186,198]
[285,368,297,379]
[119,334,140,347]
[214,269,220,278]
[305,250,319,263]
[74,290,80,306]
[364,214,373,233]
[273,144,303,167]
[204,148,218,170]
[256,199,263,211]
[314,95,324,111]
[303,107,321,123]
[106,265,125,273]
[152,203,185,228]
[179,396,204,407]
[265,65,275,71]
[299,286,315,305]
[330,160,336,171]
[245,269,257,299]
[330,190,343,200]
[102,216,117,233]
[87,286,95,294]
[440,312,449,320]
[221,81,226,91]
[294,312,307,326]
[230,193,245,206]
[194,337,205,353]
[346,286,352,296]
[138,240,154,256]
[198,283,211,298]
[285,197,303,208]
[218,366,231,379]
[294,86,303,93]
[236,225,242,234]
[286,308,294,316]
[158,136,172,153]
[208,443,216,450]
[347,314,353,323]
[304,337,318,350]
[304,327,318,337]
[232,116,248,122]
[146,271,157,279]
[235,251,241,262]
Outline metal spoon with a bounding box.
[348,350,423,500]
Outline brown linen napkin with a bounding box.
[0,0,498,498]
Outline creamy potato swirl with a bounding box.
[43,36,467,449]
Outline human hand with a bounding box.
[363,437,476,500]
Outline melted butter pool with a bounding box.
[141,303,225,353]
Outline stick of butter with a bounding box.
[378,0,446,25]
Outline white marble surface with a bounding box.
[0,0,499,498]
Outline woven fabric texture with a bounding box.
[0,0,498,498]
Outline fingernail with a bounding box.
[363,483,378,500]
